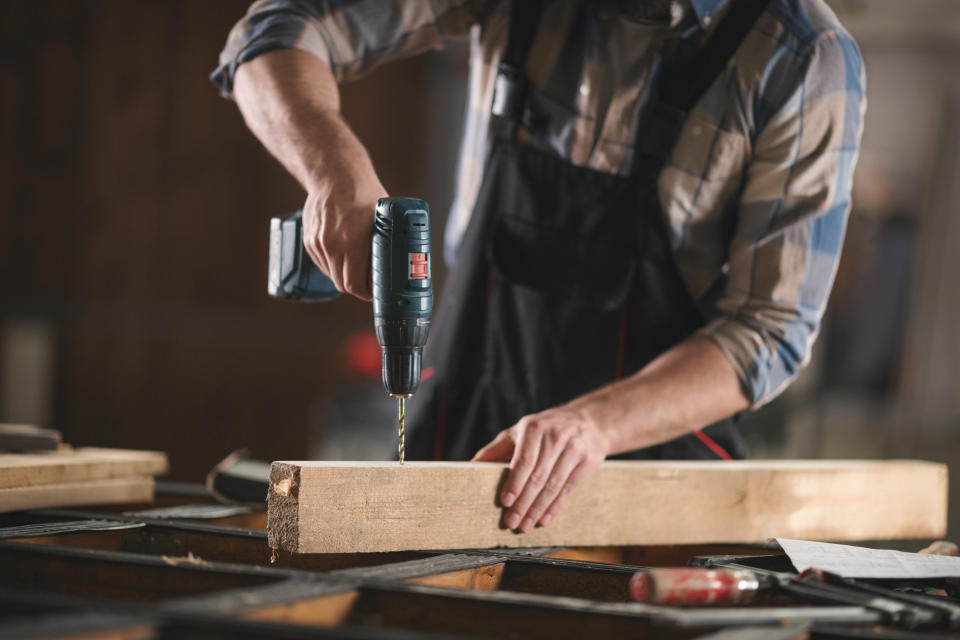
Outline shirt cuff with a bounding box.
[697,316,775,408]
[211,9,330,98]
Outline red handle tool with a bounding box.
[629,567,764,606]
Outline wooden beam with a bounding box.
[0,447,168,489]
[0,476,155,512]
[267,460,948,553]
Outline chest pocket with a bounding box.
[669,111,748,181]
[489,213,637,312]
[486,147,641,313]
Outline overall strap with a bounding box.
[491,0,542,140]
[634,0,773,176]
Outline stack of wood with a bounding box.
[0,423,168,513]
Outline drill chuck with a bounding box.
[377,319,430,397]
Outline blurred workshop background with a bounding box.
[1,1,958,531]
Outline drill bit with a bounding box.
[397,396,406,465]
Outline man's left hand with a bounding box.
[471,405,609,533]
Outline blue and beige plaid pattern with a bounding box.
[213,0,866,408]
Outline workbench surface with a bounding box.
[0,483,956,639]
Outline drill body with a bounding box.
[268,197,433,400]
[371,198,432,398]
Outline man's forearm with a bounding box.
[233,49,381,202]
[474,335,750,533]
[573,335,751,455]
[232,49,386,299]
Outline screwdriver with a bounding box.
[628,567,770,606]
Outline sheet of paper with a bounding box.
[777,538,960,579]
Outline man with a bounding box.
[213,0,864,534]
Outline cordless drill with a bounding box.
[267,197,433,463]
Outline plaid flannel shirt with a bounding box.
[213,0,866,408]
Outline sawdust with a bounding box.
[161,551,211,567]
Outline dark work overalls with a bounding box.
[407,0,770,462]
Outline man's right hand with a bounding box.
[233,49,387,302]
[302,188,381,302]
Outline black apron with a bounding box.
[407,0,769,461]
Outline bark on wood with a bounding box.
[268,460,948,554]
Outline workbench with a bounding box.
[1,482,957,639]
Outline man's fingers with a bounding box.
[504,428,566,532]
[499,420,543,510]
[301,200,331,281]
[340,212,373,300]
[326,256,345,293]
[317,217,347,293]
[540,460,590,527]
[471,430,515,462]
[519,446,581,530]
[342,244,372,301]
[303,228,330,282]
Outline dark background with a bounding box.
[0,0,458,479]
[2,0,959,535]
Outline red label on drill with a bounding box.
[409,253,428,279]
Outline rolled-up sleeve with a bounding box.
[699,30,866,407]
[211,0,484,97]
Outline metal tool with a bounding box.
[695,554,955,630]
[268,198,433,464]
[0,520,143,540]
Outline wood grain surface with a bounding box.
[0,475,155,512]
[0,447,168,489]
[268,460,948,553]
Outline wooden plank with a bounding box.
[0,447,168,489]
[268,460,948,554]
[0,476,155,513]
